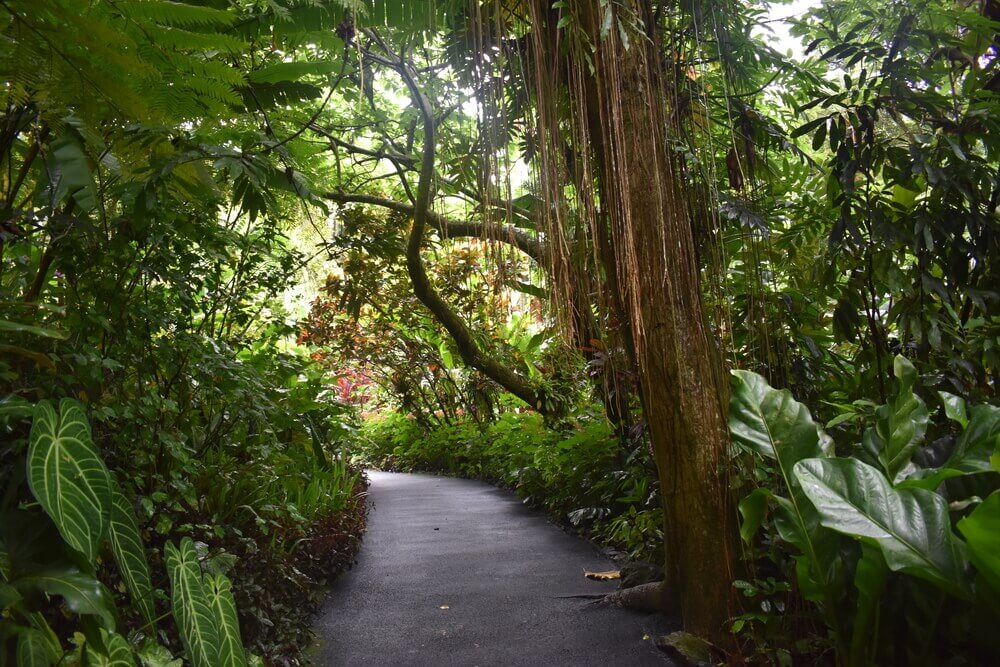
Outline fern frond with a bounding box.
[118,0,237,29]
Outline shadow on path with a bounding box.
[311,471,674,666]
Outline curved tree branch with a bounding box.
[323,191,545,262]
[368,36,547,413]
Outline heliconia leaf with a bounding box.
[19,568,116,629]
[85,630,136,666]
[944,403,1000,473]
[27,399,112,563]
[16,626,60,666]
[108,482,156,625]
[794,457,970,597]
[166,538,221,667]
[957,490,1000,594]
[861,355,928,480]
[205,574,248,667]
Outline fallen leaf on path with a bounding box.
[583,569,620,581]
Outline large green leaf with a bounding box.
[46,127,97,212]
[0,394,33,427]
[165,538,221,667]
[108,482,156,625]
[0,319,68,339]
[861,355,928,480]
[944,403,1000,473]
[729,370,847,645]
[205,574,247,667]
[794,458,970,597]
[85,630,136,666]
[18,568,116,629]
[16,626,60,666]
[26,399,111,563]
[957,490,1000,594]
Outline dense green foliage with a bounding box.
[2,0,999,663]
[353,408,664,562]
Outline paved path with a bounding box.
[312,471,673,666]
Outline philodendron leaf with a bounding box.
[794,457,970,597]
[16,627,60,667]
[18,568,116,629]
[944,403,1000,473]
[27,399,111,563]
[85,630,136,666]
[862,355,928,480]
[957,490,1000,594]
[166,538,221,667]
[205,574,248,667]
[108,482,156,625]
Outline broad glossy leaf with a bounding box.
[85,630,135,666]
[27,399,111,563]
[938,391,968,427]
[957,490,1000,594]
[46,128,97,211]
[16,626,60,666]
[848,544,888,666]
[794,458,970,597]
[737,487,770,543]
[862,356,928,480]
[944,403,1000,473]
[205,574,247,667]
[166,538,221,667]
[729,371,846,620]
[108,482,155,625]
[18,568,116,629]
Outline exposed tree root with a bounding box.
[554,581,666,612]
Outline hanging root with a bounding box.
[553,581,666,612]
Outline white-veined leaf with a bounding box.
[205,574,247,667]
[109,482,156,625]
[27,399,111,563]
[166,538,221,667]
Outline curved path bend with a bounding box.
[312,471,673,666]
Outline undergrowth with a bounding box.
[350,409,663,565]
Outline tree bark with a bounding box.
[556,0,739,642]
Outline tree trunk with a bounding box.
[572,0,739,642]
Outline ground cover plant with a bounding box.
[2,0,999,664]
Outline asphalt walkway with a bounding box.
[312,471,673,666]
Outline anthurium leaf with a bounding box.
[166,538,221,667]
[738,487,770,543]
[895,467,966,491]
[862,356,928,480]
[85,630,136,666]
[729,370,832,466]
[957,490,1000,594]
[204,574,247,667]
[729,371,846,620]
[944,403,1000,473]
[938,391,968,427]
[27,399,111,563]
[108,482,156,625]
[16,626,60,666]
[18,568,116,629]
[847,543,888,665]
[794,457,970,597]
